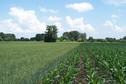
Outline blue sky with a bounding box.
[0,0,126,39]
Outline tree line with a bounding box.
[0,25,58,42]
[0,25,126,43]
[0,32,16,41]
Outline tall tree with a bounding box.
[44,25,58,42]
[123,36,126,40]
[52,25,58,42]
[0,32,4,41]
[79,33,86,41]
[69,31,80,41]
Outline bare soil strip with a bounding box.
[73,55,88,84]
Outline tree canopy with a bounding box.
[0,32,16,41]
[59,31,86,42]
[44,25,58,42]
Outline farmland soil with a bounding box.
[73,55,88,84]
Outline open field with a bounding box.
[0,42,80,84]
[0,42,126,84]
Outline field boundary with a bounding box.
[22,44,81,84]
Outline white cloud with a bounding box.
[0,7,46,38]
[104,0,126,6]
[66,2,93,12]
[104,21,114,27]
[115,25,123,32]
[40,7,57,13]
[48,16,62,22]
[49,9,57,14]
[104,20,124,32]
[39,8,48,12]
[54,22,65,36]
[65,16,95,33]
[111,14,119,18]
[0,19,23,33]
[111,14,120,23]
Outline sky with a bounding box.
[0,0,126,39]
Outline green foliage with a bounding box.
[105,37,116,42]
[0,41,126,83]
[119,40,126,43]
[35,33,44,41]
[78,33,86,42]
[41,43,126,84]
[88,36,94,42]
[30,37,36,41]
[0,32,4,40]
[0,42,79,84]
[61,31,86,42]
[41,45,81,83]
[123,36,126,40]
[19,37,29,41]
[58,36,70,42]
[81,43,126,84]
[0,36,3,41]
[44,25,58,42]
[0,32,16,41]
[69,31,80,41]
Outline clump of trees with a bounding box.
[35,34,45,41]
[59,31,86,42]
[119,36,126,43]
[30,25,58,42]
[17,37,30,41]
[0,32,16,41]
[17,25,58,42]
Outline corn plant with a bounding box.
[41,46,81,84]
[81,43,126,84]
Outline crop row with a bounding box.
[40,45,81,84]
[39,43,126,84]
[81,43,126,84]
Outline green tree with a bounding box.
[106,37,116,42]
[0,36,3,41]
[123,36,126,40]
[52,26,58,42]
[59,35,70,42]
[62,32,70,41]
[78,33,86,42]
[30,37,35,41]
[19,37,29,41]
[0,32,4,39]
[35,34,45,41]
[4,34,16,41]
[88,36,94,42]
[0,32,4,41]
[61,31,87,42]
[44,25,58,42]
[69,31,80,41]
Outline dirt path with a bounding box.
[73,55,88,84]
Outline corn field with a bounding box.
[40,43,126,84]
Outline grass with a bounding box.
[0,42,80,84]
